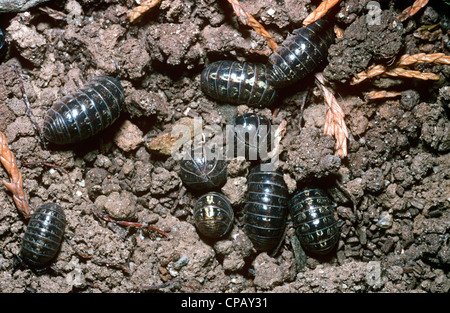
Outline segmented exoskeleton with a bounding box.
[43,76,125,144]
[193,192,234,238]
[243,165,289,252]
[232,113,272,161]
[179,147,228,191]
[20,203,66,268]
[289,188,339,254]
[201,60,277,107]
[267,18,335,88]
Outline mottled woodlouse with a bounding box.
[243,165,289,251]
[268,18,335,88]
[289,188,339,254]
[179,148,228,191]
[232,113,272,161]
[20,203,66,268]
[193,192,234,238]
[200,60,277,107]
[43,76,125,144]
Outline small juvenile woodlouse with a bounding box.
[193,192,234,238]
[200,60,277,107]
[243,165,289,252]
[268,18,335,88]
[0,28,7,62]
[20,203,66,269]
[43,76,125,144]
[179,148,227,191]
[232,113,272,161]
[289,188,339,254]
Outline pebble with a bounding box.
[377,211,393,229]
[114,120,144,152]
[172,254,189,270]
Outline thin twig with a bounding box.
[13,65,47,149]
[0,132,31,219]
[20,160,74,184]
[92,205,170,239]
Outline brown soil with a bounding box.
[0,0,448,294]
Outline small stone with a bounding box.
[227,156,250,177]
[377,211,393,229]
[0,0,50,13]
[95,191,137,221]
[221,177,247,206]
[114,120,144,152]
[173,254,189,270]
[7,20,47,66]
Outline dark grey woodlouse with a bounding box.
[179,148,227,191]
[243,165,289,252]
[43,76,125,144]
[0,28,7,62]
[289,188,339,254]
[193,192,234,238]
[20,203,66,268]
[232,113,272,161]
[200,60,277,107]
[268,18,335,88]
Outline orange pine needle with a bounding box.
[303,0,342,26]
[364,90,402,100]
[351,53,448,85]
[397,0,429,22]
[315,73,349,158]
[127,0,161,23]
[0,132,31,219]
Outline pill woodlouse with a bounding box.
[20,203,66,268]
[267,18,335,88]
[179,147,228,191]
[243,165,289,251]
[201,60,277,107]
[0,28,7,62]
[289,188,339,254]
[193,192,234,238]
[43,76,125,145]
[232,113,272,161]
